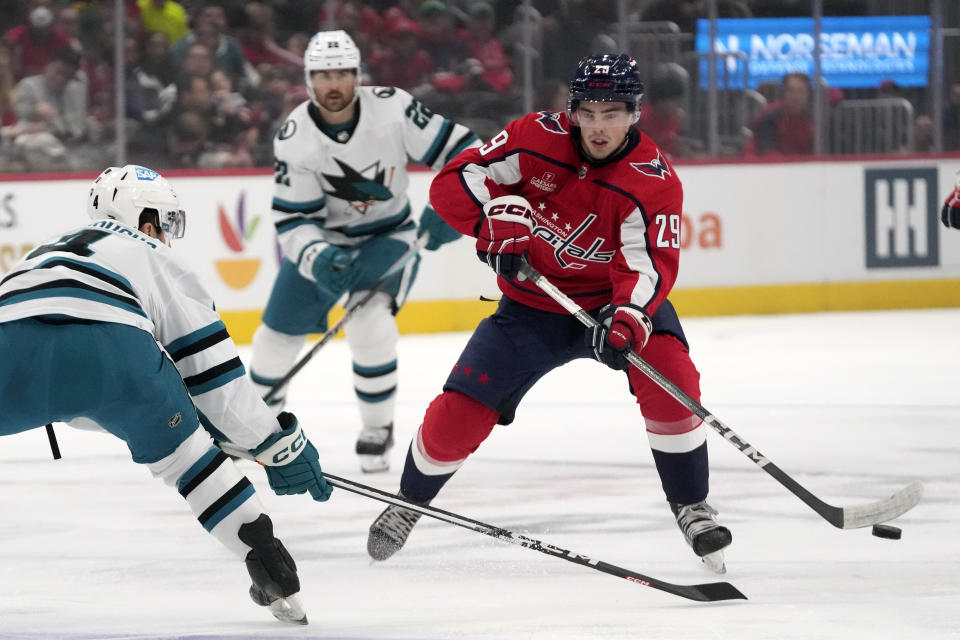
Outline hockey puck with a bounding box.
[871,524,902,540]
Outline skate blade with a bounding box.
[268,593,308,625]
[701,550,726,574]
[358,453,390,473]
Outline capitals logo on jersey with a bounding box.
[630,151,671,180]
[322,158,395,214]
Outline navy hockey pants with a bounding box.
[0,318,200,463]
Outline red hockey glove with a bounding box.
[476,195,534,280]
[942,179,960,230]
[588,304,653,370]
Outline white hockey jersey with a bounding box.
[0,220,278,448]
[270,86,479,281]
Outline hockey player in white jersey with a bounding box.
[249,30,479,473]
[0,165,331,625]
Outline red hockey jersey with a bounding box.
[430,110,683,316]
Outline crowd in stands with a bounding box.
[0,0,957,172]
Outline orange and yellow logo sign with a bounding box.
[215,192,262,289]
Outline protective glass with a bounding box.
[569,106,638,128]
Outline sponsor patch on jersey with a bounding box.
[135,167,160,181]
[277,119,297,140]
[530,171,558,192]
[630,151,670,180]
[373,87,396,98]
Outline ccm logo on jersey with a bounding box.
[630,151,671,180]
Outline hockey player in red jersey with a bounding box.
[943,172,960,229]
[367,54,733,573]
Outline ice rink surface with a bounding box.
[1,308,958,640]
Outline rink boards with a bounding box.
[1,156,958,342]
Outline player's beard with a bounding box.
[317,87,357,114]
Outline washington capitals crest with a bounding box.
[630,151,671,180]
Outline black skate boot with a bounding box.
[670,501,733,574]
[238,514,308,625]
[367,492,429,561]
[356,423,394,473]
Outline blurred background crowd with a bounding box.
[0,0,957,173]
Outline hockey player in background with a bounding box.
[943,173,960,229]
[0,165,331,625]
[367,54,734,573]
[248,30,478,473]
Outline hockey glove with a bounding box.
[310,244,361,294]
[418,205,461,251]
[476,195,534,280]
[942,180,960,229]
[587,303,653,371]
[249,412,332,502]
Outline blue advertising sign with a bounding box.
[694,16,930,89]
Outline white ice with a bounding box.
[1,308,957,640]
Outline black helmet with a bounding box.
[568,53,644,118]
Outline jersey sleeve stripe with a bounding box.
[0,279,146,317]
[334,205,411,237]
[445,132,480,165]
[421,119,453,167]
[275,216,325,233]
[183,356,245,395]
[34,257,137,297]
[165,320,230,362]
[272,196,326,214]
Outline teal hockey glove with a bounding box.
[311,245,362,294]
[417,205,461,250]
[249,412,332,502]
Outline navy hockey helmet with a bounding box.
[568,54,644,123]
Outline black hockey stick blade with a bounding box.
[517,261,923,530]
[323,473,746,603]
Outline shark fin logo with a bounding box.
[322,159,394,214]
[215,191,263,289]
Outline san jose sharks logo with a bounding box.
[630,151,671,180]
[322,158,395,214]
[536,111,566,134]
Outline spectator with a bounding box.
[128,31,177,156]
[55,4,82,52]
[4,0,73,80]
[912,114,934,153]
[11,45,88,170]
[944,81,960,151]
[368,16,433,92]
[456,2,513,95]
[639,62,690,159]
[0,41,16,128]
[171,5,255,91]
[136,0,189,46]
[417,0,460,74]
[236,3,303,79]
[178,42,215,80]
[743,72,814,157]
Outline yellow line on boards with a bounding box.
[220,278,960,344]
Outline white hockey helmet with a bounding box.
[303,30,361,104]
[87,165,185,242]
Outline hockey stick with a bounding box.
[215,438,743,602]
[45,423,61,460]
[325,472,745,602]
[518,261,923,530]
[264,235,429,404]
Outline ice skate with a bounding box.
[367,492,429,561]
[239,515,308,624]
[356,423,394,473]
[670,501,732,574]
